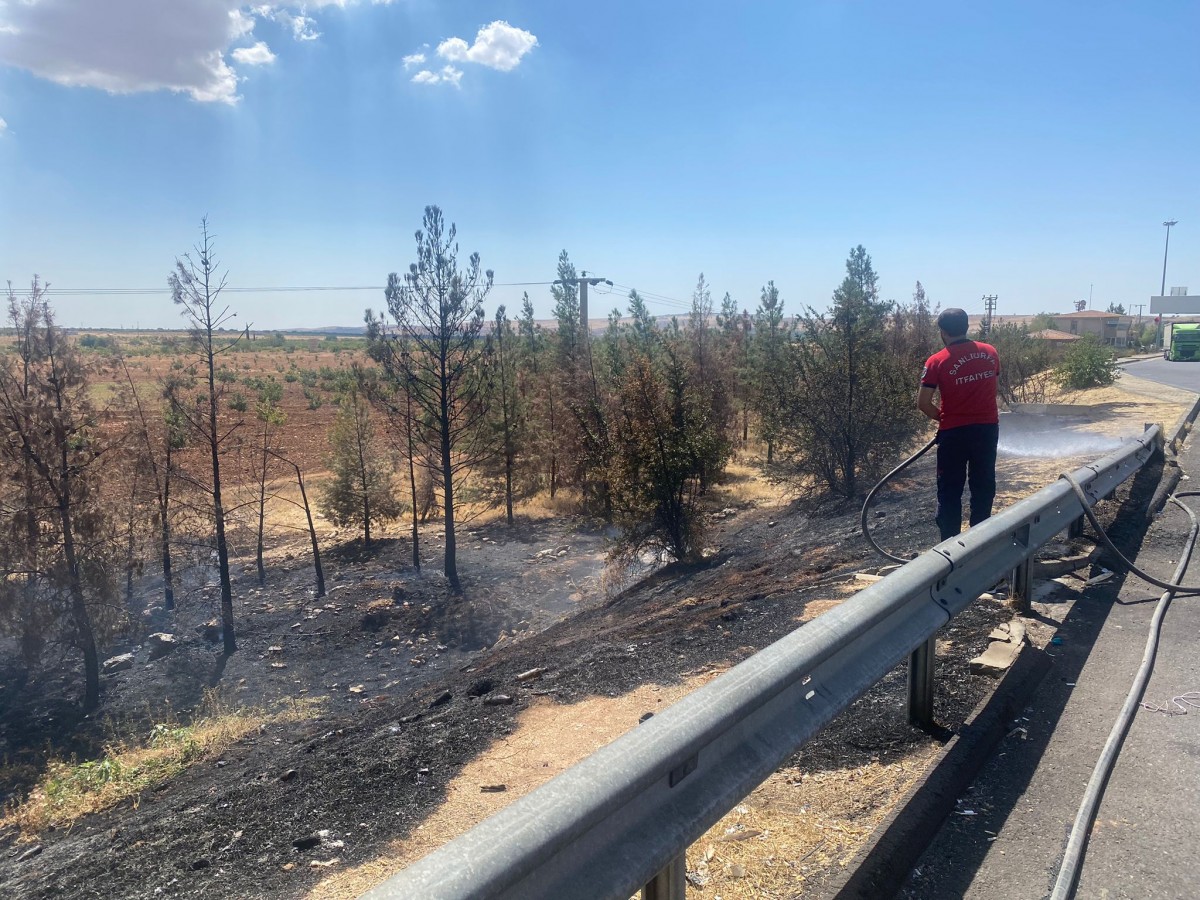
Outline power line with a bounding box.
[608,282,691,310]
[41,281,558,297]
[39,278,700,315]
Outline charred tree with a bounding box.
[168,218,243,655]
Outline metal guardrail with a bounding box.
[363,426,1161,900]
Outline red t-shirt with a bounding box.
[921,339,1000,430]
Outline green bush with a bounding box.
[228,391,249,412]
[1054,336,1120,389]
[77,334,118,353]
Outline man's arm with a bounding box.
[917,384,941,422]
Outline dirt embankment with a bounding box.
[0,383,1184,900]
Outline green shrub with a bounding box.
[1054,336,1120,389]
[77,334,118,353]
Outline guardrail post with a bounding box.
[1010,557,1033,613]
[907,636,937,729]
[1067,516,1085,539]
[642,852,686,900]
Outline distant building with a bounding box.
[1028,328,1083,344]
[1047,310,1133,347]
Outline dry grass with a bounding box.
[461,487,588,527]
[679,748,937,898]
[2,694,321,838]
[712,455,791,508]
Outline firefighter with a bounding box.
[916,308,1001,541]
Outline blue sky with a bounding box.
[1,1,1197,329]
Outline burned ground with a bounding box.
[0,390,1179,899]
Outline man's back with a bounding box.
[921,339,1000,430]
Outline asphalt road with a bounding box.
[898,398,1200,899]
[1122,355,1200,393]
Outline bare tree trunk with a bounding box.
[548,382,558,498]
[505,450,514,524]
[256,428,268,586]
[21,468,42,667]
[124,465,140,607]
[502,384,514,524]
[441,373,460,592]
[405,390,421,570]
[267,449,324,599]
[295,465,325,599]
[58,449,100,711]
[357,403,372,547]
[207,349,236,654]
[161,441,175,611]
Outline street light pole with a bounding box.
[1158,220,1178,349]
[1161,220,1178,297]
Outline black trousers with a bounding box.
[935,422,999,541]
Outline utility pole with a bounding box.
[982,294,997,336]
[1158,220,1177,349]
[554,272,612,338]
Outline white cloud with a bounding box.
[0,1,249,103]
[230,8,256,39]
[436,20,537,72]
[0,117,7,134]
[411,65,462,88]
[264,8,320,41]
[232,41,276,66]
[0,1,389,103]
[402,52,425,70]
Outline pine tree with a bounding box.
[367,206,493,591]
[608,335,724,563]
[780,246,923,497]
[319,389,402,546]
[748,281,789,463]
[715,292,752,445]
[685,274,734,490]
[0,280,120,711]
[490,305,525,523]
